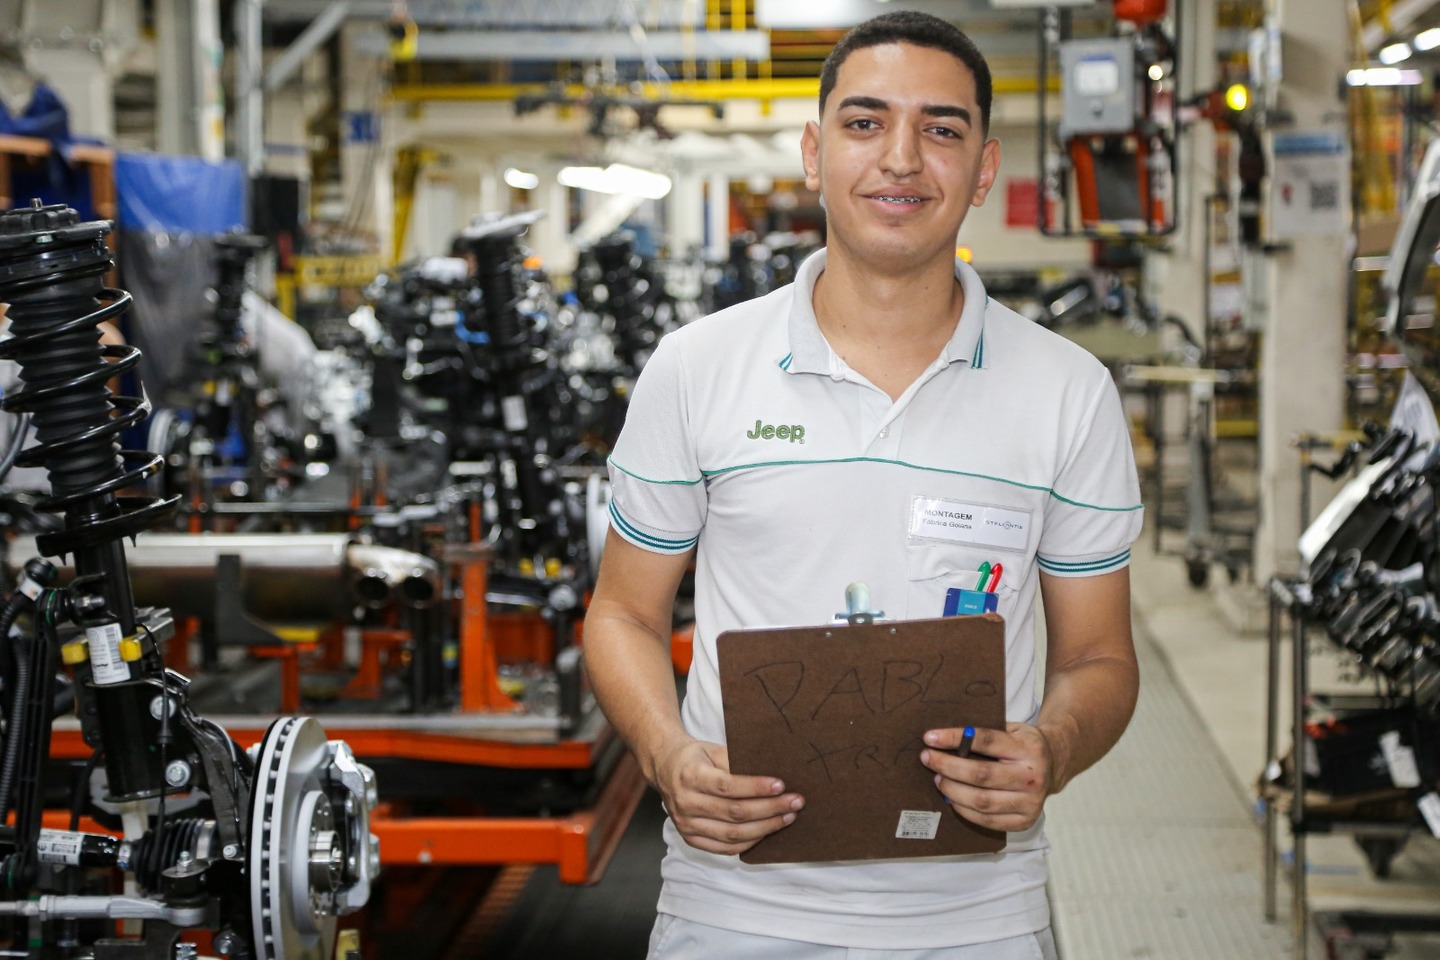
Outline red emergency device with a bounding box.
[1114,0,1166,23]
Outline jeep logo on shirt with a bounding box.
[746,419,805,443]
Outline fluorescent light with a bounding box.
[1379,42,1412,64]
[504,167,539,190]
[557,163,672,200]
[1347,67,1424,86]
[1416,27,1440,50]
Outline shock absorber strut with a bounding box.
[461,216,557,556]
[0,200,180,800]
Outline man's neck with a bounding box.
[812,248,965,401]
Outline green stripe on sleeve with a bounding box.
[608,501,698,552]
[1037,549,1131,573]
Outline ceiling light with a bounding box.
[1347,67,1424,86]
[1416,27,1440,51]
[504,167,539,190]
[557,163,672,200]
[1379,42,1413,64]
[1148,64,1164,81]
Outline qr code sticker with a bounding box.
[896,810,942,840]
[1310,181,1339,211]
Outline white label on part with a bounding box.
[17,578,39,601]
[85,622,129,685]
[501,395,528,432]
[909,497,1030,552]
[1419,793,1440,839]
[896,810,942,840]
[1379,730,1422,788]
[37,829,83,865]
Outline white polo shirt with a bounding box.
[607,248,1143,949]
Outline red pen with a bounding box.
[986,563,1003,592]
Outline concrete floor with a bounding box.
[1103,527,1440,960]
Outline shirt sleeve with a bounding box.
[606,333,708,555]
[1037,368,1144,577]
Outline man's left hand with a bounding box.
[920,723,1058,833]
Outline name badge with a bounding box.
[909,497,1031,552]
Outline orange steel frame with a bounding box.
[42,531,691,884]
[39,544,679,892]
[40,750,644,886]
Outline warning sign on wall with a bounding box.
[1268,130,1349,240]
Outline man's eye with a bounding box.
[929,126,960,139]
[848,119,877,131]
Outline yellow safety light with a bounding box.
[389,19,419,62]
[1224,83,1250,113]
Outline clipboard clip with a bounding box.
[836,581,886,625]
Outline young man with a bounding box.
[584,11,1142,958]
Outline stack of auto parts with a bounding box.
[150,233,293,507]
[1301,427,1440,715]
[0,200,377,959]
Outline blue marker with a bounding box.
[955,726,975,759]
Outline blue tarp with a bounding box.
[115,153,246,234]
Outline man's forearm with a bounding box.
[584,610,692,786]
[1036,654,1139,794]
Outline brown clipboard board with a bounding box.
[717,613,1006,864]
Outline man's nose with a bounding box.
[880,124,923,177]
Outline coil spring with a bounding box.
[475,237,531,362]
[131,817,205,892]
[0,202,179,555]
[591,236,657,364]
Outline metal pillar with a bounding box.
[667,171,705,257]
[706,173,730,260]
[157,0,224,160]
[1147,0,1216,350]
[234,0,265,177]
[1251,0,1349,583]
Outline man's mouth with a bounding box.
[872,195,924,203]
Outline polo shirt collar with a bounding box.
[781,248,988,375]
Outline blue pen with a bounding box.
[974,563,991,591]
[955,726,975,758]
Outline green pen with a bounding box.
[974,562,991,591]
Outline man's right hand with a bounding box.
[651,737,804,856]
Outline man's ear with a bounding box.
[801,121,822,192]
[970,137,1001,208]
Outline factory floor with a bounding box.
[433,525,1440,960]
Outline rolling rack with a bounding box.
[1263,577,1440,960]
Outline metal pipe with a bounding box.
[6,534,439,621]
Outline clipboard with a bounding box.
[717,613,1006,864]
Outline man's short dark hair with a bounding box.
[818,11,993,135]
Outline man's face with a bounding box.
[802,42,1000,271]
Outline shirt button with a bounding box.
[878,426,890,439]
[830,372,844,382]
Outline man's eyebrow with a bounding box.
[835,96,973,127]
[836,95,889,112]
[922,104,973,126]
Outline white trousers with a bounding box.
[648,915,1060,960]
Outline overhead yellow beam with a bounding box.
[387,74,1051,105]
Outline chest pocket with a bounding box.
[905,541,1019,621]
